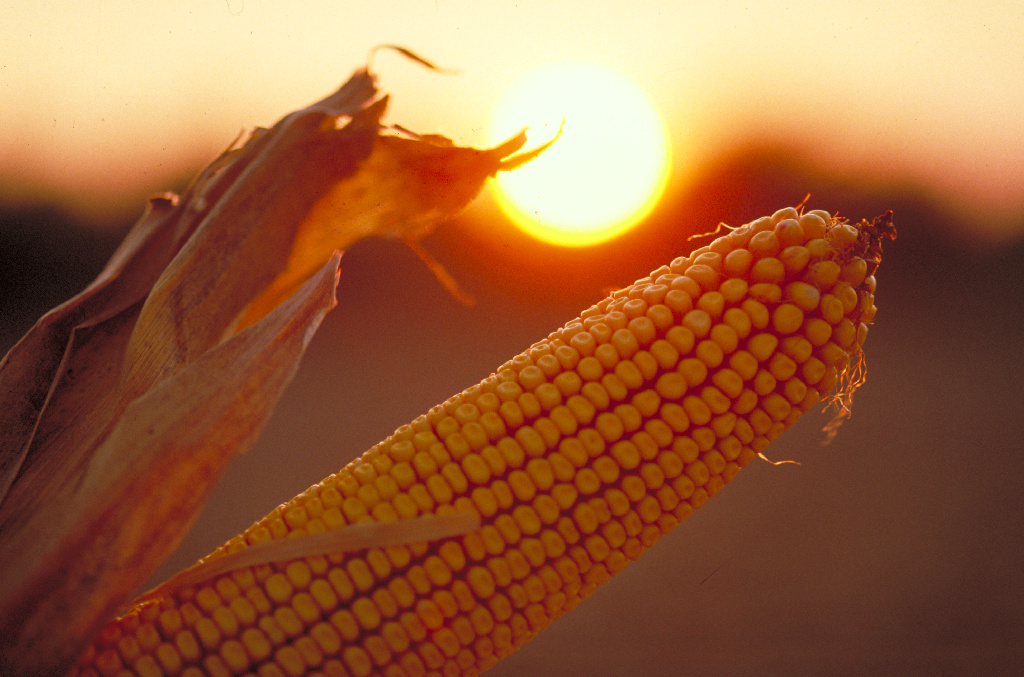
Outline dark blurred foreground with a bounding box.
[2,147,1022,676]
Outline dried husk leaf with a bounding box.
[0,59,541,674]
[135,512,482,606]
[0,255,341,671]
[0,195,189,501]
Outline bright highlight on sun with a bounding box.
[489,63,671,247]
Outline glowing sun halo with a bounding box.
[489,63,671,247]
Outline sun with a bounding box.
[488,63,671,247]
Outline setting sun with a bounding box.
[488,63,671,247]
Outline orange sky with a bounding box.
[2,1,1022,241]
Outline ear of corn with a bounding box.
[71,207,894,677]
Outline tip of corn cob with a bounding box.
[72,205,894,677]
[686,207,895,442]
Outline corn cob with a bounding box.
[71,206,894,677]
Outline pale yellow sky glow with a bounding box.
[1,1,1022,240]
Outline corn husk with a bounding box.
[0,57,543,674]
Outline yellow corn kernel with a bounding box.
[800,212,829,239]
[718,278,749,304]
[722,248,753,280]
[779,245,811,277]
[775,219,805,248]
[748,230,781,258]
[783,281,820,312]
[748,281,782,304]
[772,303,804,334]
[74,208,892,677]
[750,257,785,284]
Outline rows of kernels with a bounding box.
[73,208,881,677]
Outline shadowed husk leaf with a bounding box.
[0,58,541,674]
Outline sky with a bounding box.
[1,0,1023,242]
[2,3,1023,674]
